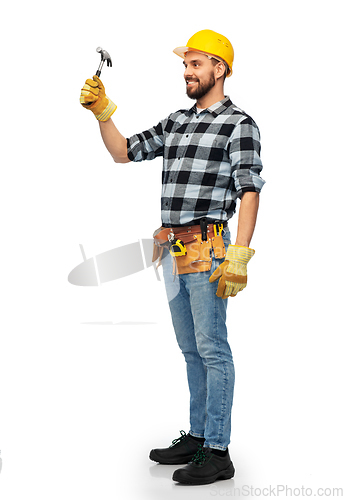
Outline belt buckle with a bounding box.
[168,230,175,243]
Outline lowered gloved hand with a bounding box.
[80,75,117,121]
[209,245,255,298]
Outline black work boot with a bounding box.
[172,445,235,485]
[149,430,205,465]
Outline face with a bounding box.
[183,52,216,101]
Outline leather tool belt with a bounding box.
[152,220,227,275]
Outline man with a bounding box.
[80,29,265,486]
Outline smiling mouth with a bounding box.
[186,79,199,86]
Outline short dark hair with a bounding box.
[210,57,229,78]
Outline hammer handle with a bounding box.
[96,60,105,77]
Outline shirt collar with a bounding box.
[188,96,233,117]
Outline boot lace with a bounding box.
[191,444,207,465]
[169,430,187,448]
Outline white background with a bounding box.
[1,0,343,499]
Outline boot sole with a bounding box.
[172,465,235,485]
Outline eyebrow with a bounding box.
[183,59,203,67]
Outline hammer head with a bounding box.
[96,47,112,68]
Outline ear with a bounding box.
[215,61,226,81]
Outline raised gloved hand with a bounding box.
[209,245,255,298]
[80,75,117,121]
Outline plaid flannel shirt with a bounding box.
[127,96,265,227]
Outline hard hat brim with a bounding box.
[174,46,221,59]
[173,46,189,58]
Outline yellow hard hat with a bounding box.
[173,29,234,77]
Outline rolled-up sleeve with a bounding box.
[229,116,265,198]
[127,119,167,162]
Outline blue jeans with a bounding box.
[161,229,234,451]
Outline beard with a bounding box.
[186,73,216,100]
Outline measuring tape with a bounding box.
[169,238,187,257]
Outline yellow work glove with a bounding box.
[80,75,117,121]
[209,245,255,298]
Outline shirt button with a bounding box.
[186,134,189,138]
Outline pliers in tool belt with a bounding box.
[213,221,224,237]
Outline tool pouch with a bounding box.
[152,242,164,264]
[211,234,226,260]
[174,234,212,274]
[152,226,226,275]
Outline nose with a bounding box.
[184,63,193,80]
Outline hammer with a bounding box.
[95,47,112,77]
